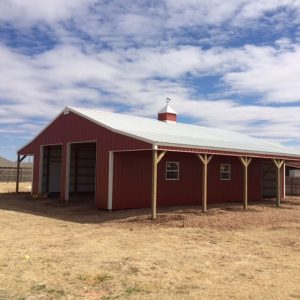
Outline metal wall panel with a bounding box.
[157,152,202,206]
[207,156,261,203]
[113,151,152,209]
[19,111,151,208]
[112,151,263,209]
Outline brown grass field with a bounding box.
[0,182,31,193]
[0,192,299,300]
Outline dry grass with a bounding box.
[0,182,31,193]
[0,194,299,300]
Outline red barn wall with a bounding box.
[19,111,151,208]
[208,156,261,203]
[113,151,152,209]
[157,152,202,206]
[112,151,262,209]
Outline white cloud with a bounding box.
[1,0,300,45]
[223,42,300,103]
[1,39,300,145]
[2,0,300,160]
[0,0,95,24]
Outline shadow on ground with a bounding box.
[0,192,295,225]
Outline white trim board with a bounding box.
[108,151,114,210]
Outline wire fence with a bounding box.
[0,167,32,182]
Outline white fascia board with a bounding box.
[156,142,300,159]
[18,106,155,154]
[17,107,67,154]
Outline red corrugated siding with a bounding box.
[157,152,201,206]
[19,111,151,208]
[112,152,262,209]
[208,156,261,203]
[113,151,152,209]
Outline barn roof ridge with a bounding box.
[17,105,300,158]
[66,106,300,158]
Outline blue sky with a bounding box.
[1,0,300,161]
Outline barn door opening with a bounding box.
[68,142,96,204]
[261,161,276,198]
[42,145,62,196]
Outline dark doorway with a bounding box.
[69,142,96,202]
[261,161,276,198]
[42,145,62,195]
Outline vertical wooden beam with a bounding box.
[151,150,158,220]
[283,162,286,199]
[197,154,213,213]
[60,144,71,203]
[16,155,27,193]
[16,154,20,193]
[202,161,208,212]
[276,164,281,207]
[108,151,114,210]
[65,143,71,203]
[239,157,252,210]
[273,159,284,207]
[151,150,166,220]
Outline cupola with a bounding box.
[157,98,177,123]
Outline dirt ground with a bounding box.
[0,194,299,300]
[0,182,31,193]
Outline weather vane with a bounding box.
[166,97,171,104]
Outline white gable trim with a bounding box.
[18,107,67,153]
[18,106,155,154]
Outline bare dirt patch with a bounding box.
[0,194,299,299]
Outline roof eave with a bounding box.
[157,142,300,160]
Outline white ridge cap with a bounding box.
[158,104,177,114]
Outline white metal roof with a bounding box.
[68,106,300,158]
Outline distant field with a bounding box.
[0,182,31,193]
[0,194,299,299]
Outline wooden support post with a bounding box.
[65,143,71,203]
[60,144,71,203]
[283,162,286,199]
[151,150,166,220]
[197,154,213,212]
[239,157,252,210]
[273,159,284,207]
[16,155,20,193]
[16,155,26,193]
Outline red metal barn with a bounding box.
[17,104,300,217]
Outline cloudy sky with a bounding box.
[1,0,300,161]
